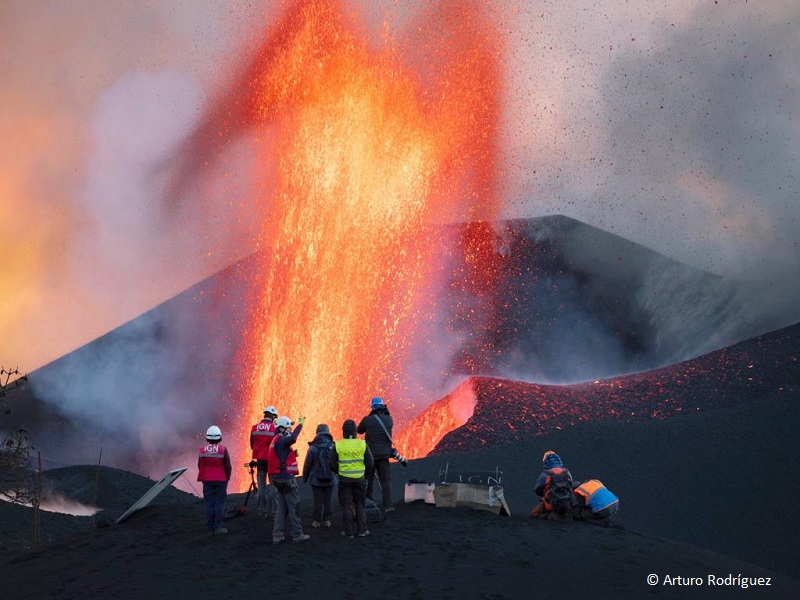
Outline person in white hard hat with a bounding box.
[198,425,232,535]
[250,405,279,519]
[267,416,310,544]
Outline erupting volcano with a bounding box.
[189,0,505,483]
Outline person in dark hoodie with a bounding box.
[331,419,374,538]
[530,450,576,520]
[357,396,395,512]
[302,423,337,528]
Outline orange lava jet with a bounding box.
[221,0,503,487]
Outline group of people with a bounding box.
[196,396,399,541]
[198,404,620,538]
[530,450,620,524]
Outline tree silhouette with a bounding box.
[1,366,34,504]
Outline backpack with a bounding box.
[545,468,575,515]
[315,442,333,483]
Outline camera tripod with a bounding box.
[242,463,258,510]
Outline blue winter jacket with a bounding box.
[534,452,564,497]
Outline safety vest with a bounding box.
[251,420,276,460]
[198,443,227,482]
[335,438,367,479]
[574,479,619,513]
[267,434,299,477]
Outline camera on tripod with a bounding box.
[244,460,258,469]
[391,448,408,467]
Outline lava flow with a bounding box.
[203,0,505,486]
[396,323,800,457]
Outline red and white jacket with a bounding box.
[250,420,276,460]
[197,443,228,482]
[267,434,299,477]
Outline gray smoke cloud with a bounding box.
[504,1,800,278]
[500,1,800,373]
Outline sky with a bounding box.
[2,0,799,378]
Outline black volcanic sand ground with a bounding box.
[2,393,798,600]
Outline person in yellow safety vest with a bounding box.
[331,419,374,538]
[573,479,619,524]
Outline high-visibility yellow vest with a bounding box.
[335,438,367,479]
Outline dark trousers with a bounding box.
[338,477,367,536]
[202,480,228,533]
[366,458,392,509]
[312,485,334,522]
[256,461,276,515]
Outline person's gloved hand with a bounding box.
[298,416,306,425]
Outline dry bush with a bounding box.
[1,366,35,504]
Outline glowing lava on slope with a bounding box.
[396,323,800,457]
[207,1,504,485]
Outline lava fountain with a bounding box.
[211,0,504,487]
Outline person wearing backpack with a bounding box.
[530,450,576,520]
[302,423,337,529]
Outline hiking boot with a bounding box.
[213,527,228,535]
[311,520,321,528]
[293,534,310,543]
[323,520,331,528]
[357,530,370,537]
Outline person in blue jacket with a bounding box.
[572,479,619,525]
[531,450,575,519]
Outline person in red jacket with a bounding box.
[267,416,310,544]
[197,425,232,535]
[250,406,278,519]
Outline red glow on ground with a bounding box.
[409,327,798,457]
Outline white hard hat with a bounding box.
[264,406,278,417]
[206,425,222,442]
[275,416,292,430]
